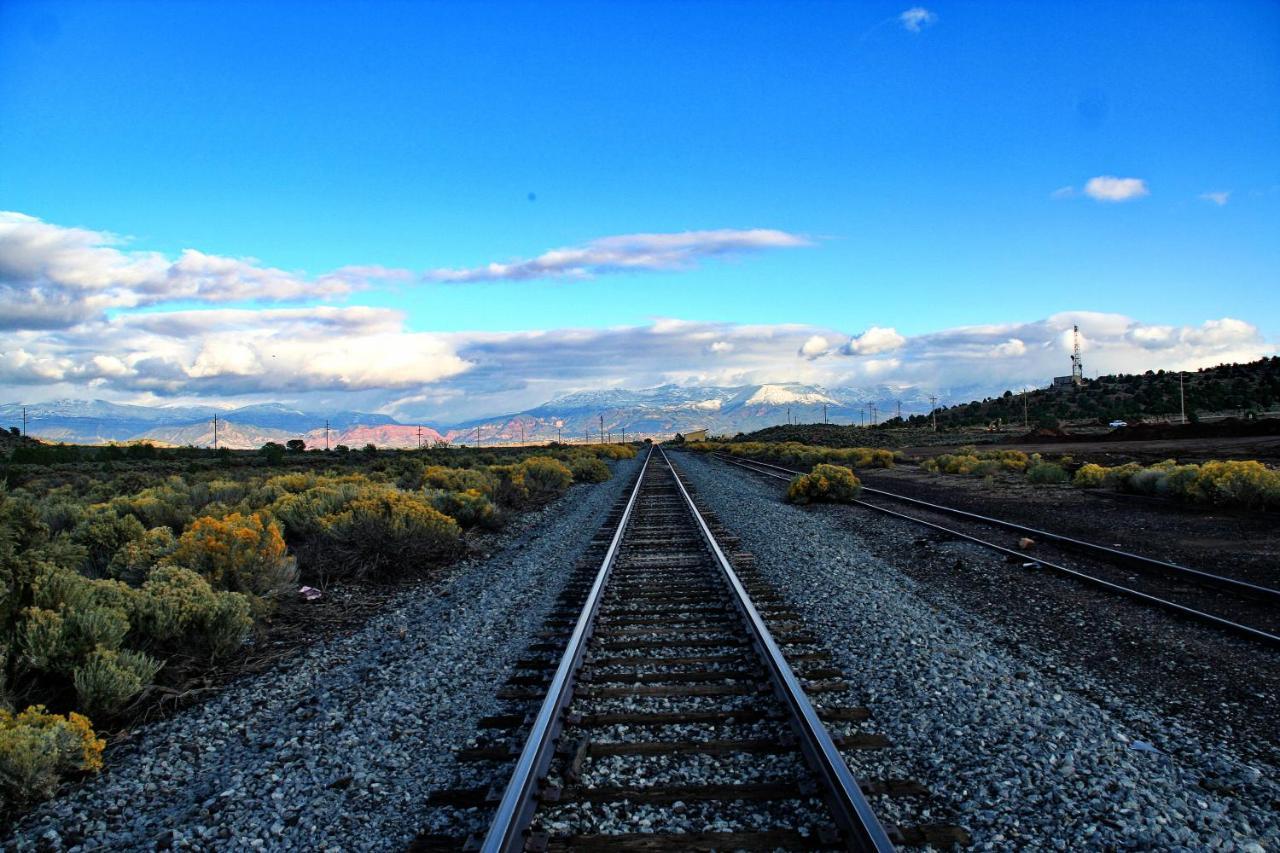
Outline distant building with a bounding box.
[683,428,709,442]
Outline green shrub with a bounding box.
[1026,462,1069,484]
[131,566,253,662]
[489,465,530,508]
[517,456,574,504]
[0,705,104,808]
[427,489,498,529]
[72,648,160,717]
[107,526,178,586]
[39,501,86,536]
[313,492,463,580]
[71,507,146,577]
[786,464,863,505]
[569,456,611,484]
[421,466,497,496]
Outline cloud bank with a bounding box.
[2,210,1271,422]
[3,307,1270,421]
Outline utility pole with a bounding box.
[860,406,865,427]
[417,425,423,450]
[519,421,524,445]
[823,403,828,424]
[557,425,562,444]
[324,419,330,451]
[869,403,877,426]
[585,428,589,444]
[1177,371,1187,425]
[599,414,604,444]
[475,424,481,448]
[928,394,938,431]
[1022,389,1028,429]
[22,406,27,438]
[896,400,902,421]
[622,427,626,444]
[212,413,218,450]
[787,406,791,426]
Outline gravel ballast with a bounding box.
[5,458,641,852]
[674,451,1280,850]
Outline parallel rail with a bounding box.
[480,447,654,852]
[711,452,1280,649]
[477,446,899,852]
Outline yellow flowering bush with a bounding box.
[0,705,105,808]
[172,512,296,600]
[786,464,863,505]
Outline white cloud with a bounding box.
[841,326,906,356]
[0,211,407,329]
[1199,191,1230,206]
[990,338,1027,358]
[1050,186,1076,200]
[798,335,831,360]
[1083,176,1149,202]
[425,229,811,283]
[899,7,937,32]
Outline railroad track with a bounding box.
[414,446,967,851]
[709,452,1280,648]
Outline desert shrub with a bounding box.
[1026,462,1069,484]
[0,706,104,808]
[172,512,297,601]
[39,501,86,536]
[72,648,161,716]
[1103,462,1143,490]
[186,479,250,511]
[1073,463,1108,488]
[107,526,177,586]
[269,481,368,541]
[427,489,498,529]
[569,455,611,484]
[594,444,638,460]
[131,566,252,662]
[518,457,574,504]
[108,486,193,533]
[312,492,463,580]
[1195,460,1280,509]
[421,466,497,496]
[71,508,146,577]
[786,464,863,505]
[489,465,530,508]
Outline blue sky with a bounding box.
[1,0,1277,419]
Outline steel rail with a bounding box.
[659,447,897,852]
[480,446,653,853]
[712,453,1280,605]
[714,453,1280,648]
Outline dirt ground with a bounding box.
[857,466,1279,589]
[903,433,1280,466]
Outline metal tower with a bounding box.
[1070,325,1083,386]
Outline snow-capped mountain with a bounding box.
[448,382,955,444]
[2,383,965,448]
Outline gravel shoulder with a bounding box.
[674,451,1280,850]
[5,458,641,852]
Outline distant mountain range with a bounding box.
[0,383,965,449]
